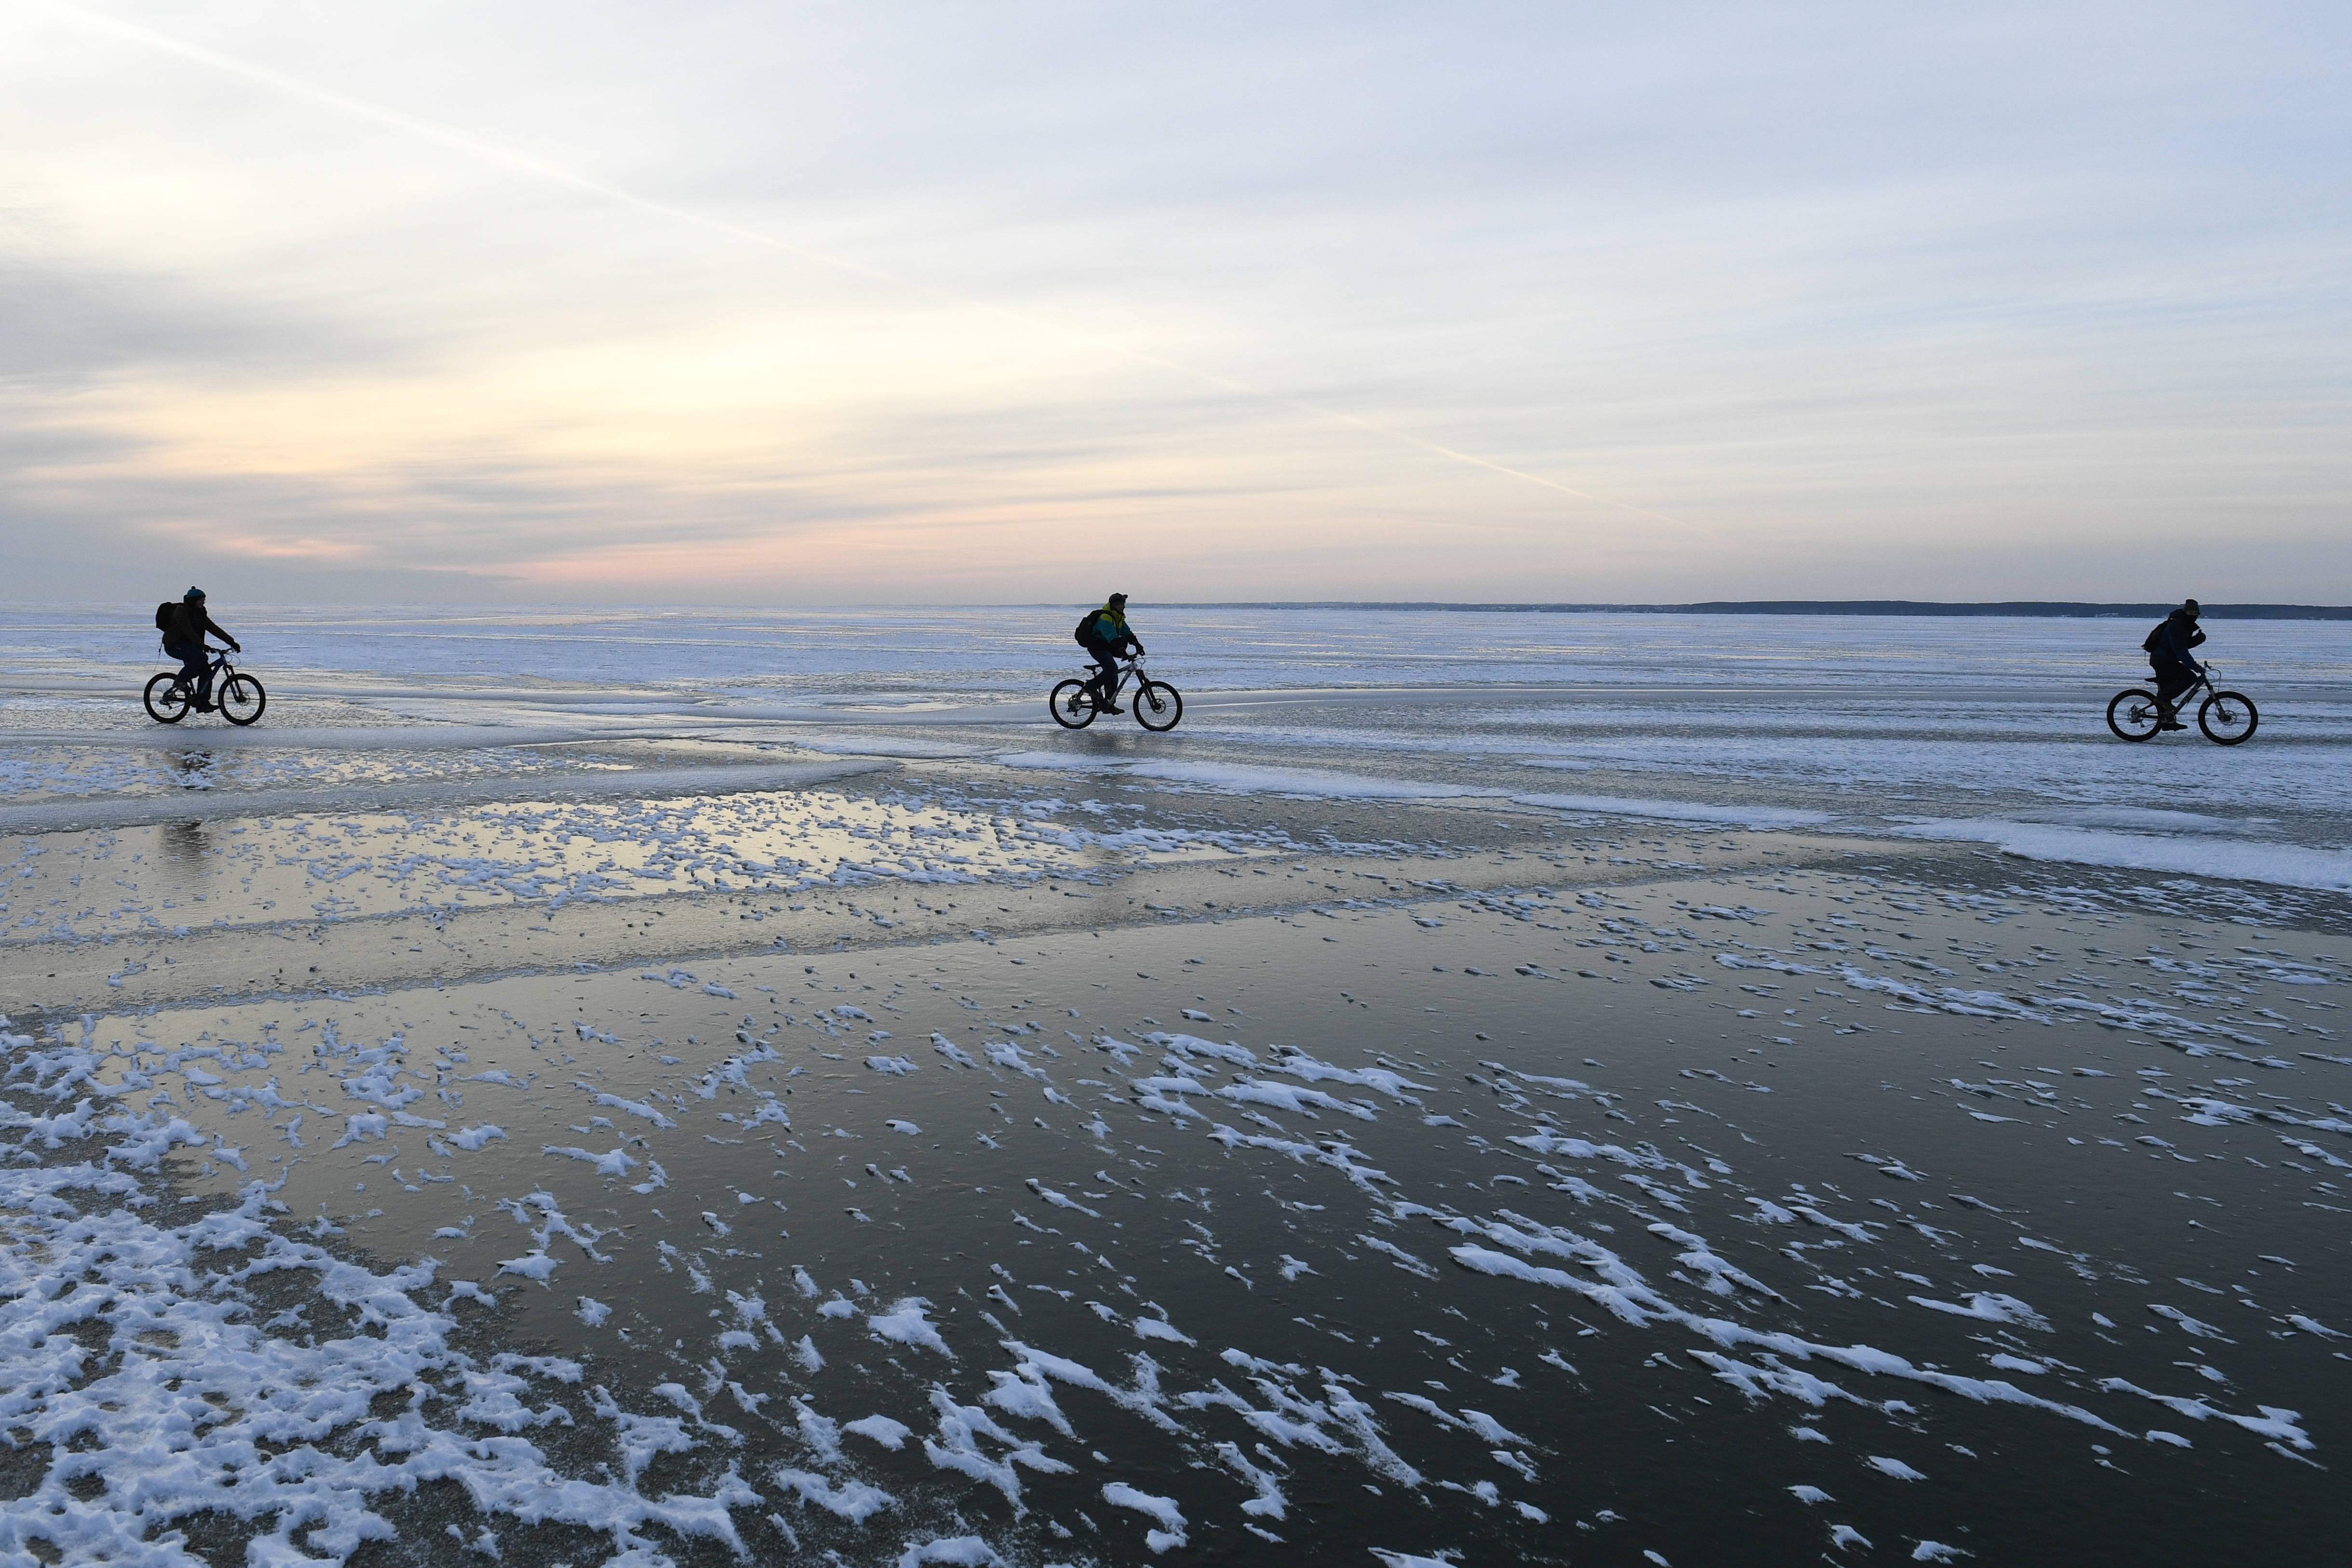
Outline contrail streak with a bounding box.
[35,0,1699,534]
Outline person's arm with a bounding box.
[204,613,240,651]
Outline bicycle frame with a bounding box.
[1080,657,1147,701]
[165,649,237,692]
[145,648,268,727]
[2155,662,2213,711]
[2108,657,2256,746]
[160,649,235,700]
[1047,654,1182,732]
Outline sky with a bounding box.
[2,0,2347,606]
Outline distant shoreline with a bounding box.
[1156,600,2352,620]
[6,599,2349,620]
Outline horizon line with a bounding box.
[6,598,2351,620]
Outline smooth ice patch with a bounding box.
[998,754,1488,801]
[1891,818,2352,893]
[1511,791,1833,828]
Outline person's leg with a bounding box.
[2153,661,2190,725]
[1092,647,1122,709]
[193,650,217,708]
[174,646,210,706]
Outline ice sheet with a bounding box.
[4,604,2351,1560]
[11,859,2342,1562]
[9,605,2351,893]
[1891,819,2352,893]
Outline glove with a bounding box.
[230,641,243,652]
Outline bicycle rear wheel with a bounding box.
[144,673,189,724]
[1133,678,1182,732]
[220,673,267,727]
[2198,689,2257,745]
[1050,678,1098,729]
[2105,688,2160,741]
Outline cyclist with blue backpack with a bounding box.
[1073,593,1143,714]
[2143,598,2206,731]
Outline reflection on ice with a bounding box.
[8,605,2352,1561]
[0,790,1125,943]
[11,863,2346,1565]
[0,737,598,803]
[5,607,2351,890]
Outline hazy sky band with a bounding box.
[3,0,2346,603]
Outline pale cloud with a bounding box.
[2,0,2346,605]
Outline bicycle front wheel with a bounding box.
[2198,689,2257,745]
[1050,679,1098,729]
[144,673,189,724]
[2105,688,2161,742]
[220,673,267,727]
[1133,678,1183,732]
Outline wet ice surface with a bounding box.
[0,790,1192,946]
[7,861,2349,1565]
[6,606,2351,891]
[5,604,2352,1563]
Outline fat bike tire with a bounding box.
[144,674,190,724]
[1050,679,1099,729]
[2198,690,2257,746]
[1133,678,1183,732]
[2106,689,2161,742]
[220,674,267,727]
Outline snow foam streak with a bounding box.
[1440,1212,2263,1446]
[0,1023,757,1561]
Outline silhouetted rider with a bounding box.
[2146,598,2205,731]
[160,587,239,712]
[1074,593,1142,714]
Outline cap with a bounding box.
[1108,592,1128,605]
[2183,597,2200,615]
[185,587,206,601]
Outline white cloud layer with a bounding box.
[3,0,2347,603]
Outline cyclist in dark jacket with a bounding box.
[1075,593,1142,714]
[161,588,240,711]
[2148,598,2206,730]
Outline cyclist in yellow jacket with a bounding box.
[1074,593,1143,713]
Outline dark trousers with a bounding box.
[1082,642,1121,699]
[2152,658,2196,712]
[169,643,214,705]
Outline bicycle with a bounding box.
[2106,662,2256,745]
[1050,656,1182,731]
[145,650,267,727]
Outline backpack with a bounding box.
[2141,618,2168,654]
[156,601,177,633]
[1074,612,1096,645]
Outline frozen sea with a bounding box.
[6,604,2351,883]
[1,604,2348,1566]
